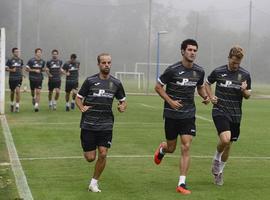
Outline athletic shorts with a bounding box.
[30,80,42,90]
[213,115,240,142]
[65,81,78,93]
[164,117,196,140]
[48,80,61,91]
[80,129,113,152]
[9,79,22,91]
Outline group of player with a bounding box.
[75,40,251,195]
[5,48,80,112]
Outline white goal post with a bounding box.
[115,71,145,89]
[0,28,6,114]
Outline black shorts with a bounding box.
[164,117,196,140]
[80,129,113,152]
[48,80,61,91]
[30,80,42,90]
[213,115,240,142]
[65,81,78,93]
[9,79,22,91]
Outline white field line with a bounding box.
[0,115,33,200]
[139,103,212,122]
[19,154,270,161]
[0,162,11,166]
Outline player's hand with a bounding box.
[35,69,41,73]
[202,96,210,105]
[80,105,91,112]
[117,102,126,113]
[66,72,70,76]
[240,80,247,92]
[169,99,183,110]
[11,68,16,72]
[210,96,218,104]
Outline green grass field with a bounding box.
[1,91,270,200]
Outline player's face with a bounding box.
[35,50,42,59]
[13,49,20,57]
[52,52,58,60]
[98,56,112,75]
[182,45,197,62]
[228,56,242,71]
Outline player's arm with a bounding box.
[45,67,52,77]
[240,80,251,99]
[75,95,91,112]
[155,82,183,109]
[117,100,127,113]
[197,84,210,104]
[204,81,218,104]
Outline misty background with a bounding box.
[1,0,270,93]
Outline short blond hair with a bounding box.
[97,53,111,64]
[228,45,244,59]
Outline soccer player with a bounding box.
[46,49,63,110]
[75,53,127,193]
[63,54,80,111]
[5,48,24,112]
[25,48,45,112]
[154,39,209,195]
[205,45,251,186]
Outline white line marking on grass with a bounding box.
[0,115,33,200]
[19,155,270,161]
[139,103,160,109]
[195,115,212,122]
[0,162,11,166]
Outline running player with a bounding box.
[63,54,80,111]
[154,39,209,195]
[5,47,24,112]
[76,53,127,193]
[46,49,63,110]
[25,48,45,112]
[205,45,251,186]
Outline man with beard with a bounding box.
[46,49,64,110]
[154,39,209,195]
[75,53,127,192]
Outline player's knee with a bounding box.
[84,154,96,162]
[181,143,191,152]
[167,145,176,153]
[98,151,107,160]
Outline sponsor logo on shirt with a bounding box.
[219,80,240,89]
[176,78,197,86]
[221,74,227,77]
[179,71,185,75]
[93,89,113,98]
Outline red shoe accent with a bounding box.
[176,185,191,195]
[154,143,165,165]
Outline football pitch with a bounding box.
[1,92,270,200]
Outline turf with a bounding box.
[1,91,270,200]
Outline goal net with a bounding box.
[0,28,6,114]
[115,71,145,92]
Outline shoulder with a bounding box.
[238,66,250,76]
[109,75,122,85]
[192,63,205,73]
[85,73,99,83]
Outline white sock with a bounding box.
[159,147,165,155]
[71,100,75,103]
[15,103,19,108]
[66,102,70,107]
[49,100,52,106]
[53,100,57,105]
[11,102,15,105]
[219,161,226,173]
[214,150,222,161]
[34,103,39,108]
[178,176,186,186]
[90,178,98,186]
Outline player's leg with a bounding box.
[9,80,15,112]
[34,81,42,112]
[53,87,60,110]
[14,83,21,112]
[48,81,53,109]
[154,118,178,165]
[71,84,78,110]
[65,82,71,111]
[176,134,193,195]
[30,80,35,105]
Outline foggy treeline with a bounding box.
[1,0,270,85]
